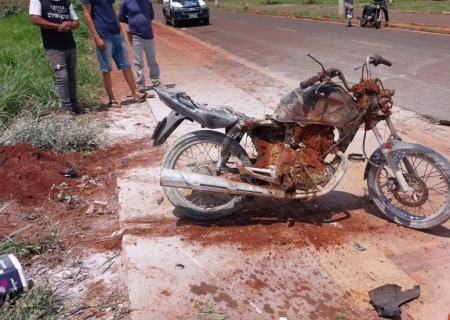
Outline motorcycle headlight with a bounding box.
[376,4,380,8]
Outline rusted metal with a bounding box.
[250,124,336,191]
[273,84,362,129]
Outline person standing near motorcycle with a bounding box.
[119,0,161,93]
[380,0,389,26]
[344,0,354,27]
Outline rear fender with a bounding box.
[152,110,190,146]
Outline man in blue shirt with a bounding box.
[119,0,161,93]
[81,0,147,106]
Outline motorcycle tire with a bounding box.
[162,130,252,220]
[375,13,381,29]
[360,20,367,27]
[367,151,450,229]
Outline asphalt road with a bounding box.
[154,6,450,122]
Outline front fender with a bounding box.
[363,140,443,180]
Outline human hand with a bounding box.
[58,21,71,32]
[95,37,107,50]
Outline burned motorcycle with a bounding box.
[358,0,382,29]
[151,53,450,229]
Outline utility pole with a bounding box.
[215,0,218,6]
[338,0,344,17]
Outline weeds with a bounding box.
[0,281,65,320]
[335,312,348,319]
[196,304,229,320]
[0,224,40,257]
[0,2,25,18]
[0,12,102,126]
[0,222,62,261]
[0,114,107,153]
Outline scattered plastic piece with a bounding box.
[369,284,420,317]
[354,242,366,251]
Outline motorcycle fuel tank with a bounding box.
[272,84,362,128]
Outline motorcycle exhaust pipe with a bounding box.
[160,151,348,199]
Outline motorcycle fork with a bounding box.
[371,122,414,196]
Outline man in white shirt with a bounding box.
[29,0,84,115]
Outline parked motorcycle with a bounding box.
[151,54,450,229]
[358,0,382,29]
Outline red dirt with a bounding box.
[0,139,155,254]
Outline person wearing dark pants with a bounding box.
[344,0,354,27]
[29,0,84,115]
[380,0,389,26]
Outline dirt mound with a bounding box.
[0,144,80,206]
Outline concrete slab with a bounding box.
[122,235,362,319]
[109,23,450,320]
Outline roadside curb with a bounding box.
[213,7,450,35]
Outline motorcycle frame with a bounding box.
[155,55,416,198]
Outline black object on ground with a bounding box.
[368,284,420,317]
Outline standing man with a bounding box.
[344,0,353,27]
[81,0,147,107]
[119,0,161,93]
[29,0,85,115]
[380,0,389,27]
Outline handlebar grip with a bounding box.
[380,57,392,67]
[300,74,321,89]
[374,54,392,67]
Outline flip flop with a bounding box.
[135,92,148,103]
[108,100,121,108]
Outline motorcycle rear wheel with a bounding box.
[368,152,450,229]
[162,130,251,220]
[375,13,381,29]
[360,20,367,27]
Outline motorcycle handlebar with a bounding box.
[300,73,321,89]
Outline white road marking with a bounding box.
[351,40,392,48]
[277,27,297,32]
[236,20,248,23]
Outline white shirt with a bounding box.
[29,0,78,20]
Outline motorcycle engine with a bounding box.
[251,123,336,192]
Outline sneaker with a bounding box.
[58,108,75,119]
[138,85,147,93]
[72,105,86,115]
[346,24,353,27]
[152,80,161,88]
[385,21,389,27]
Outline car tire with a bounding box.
[203,18,210,25]
[172,18,180,28]
[163,11,170,25]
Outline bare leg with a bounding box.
[122,68,145,101]
[102,71,116,102]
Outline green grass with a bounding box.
[0,282,65,320]
[0,11,102,126]
[214,0,450,14]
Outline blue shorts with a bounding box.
[96,34,131,72]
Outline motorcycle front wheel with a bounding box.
[161,130,251,220]
[375,13,381,29]
[368,152,450,229]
